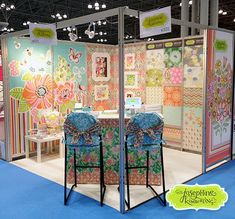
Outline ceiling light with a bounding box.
[233,18,235,22]
[129,15,133,17]
[99,31,103,35]
[222,11,227,15]
[97,20,101,25]
[189,0,192,5]
[67,27,71,31]
[58,16,62,20]
[218,9,223,14]
[104,32,107,35]
[88,3,92,9]
[104,39,107,42]
[63,28,66,31]
[72,27,76,31]
[10,4,15,9]
[79,36,82,39]
[85,22,96,39]
[180,3,182,6]
[130,35,133,39]
[101,3,106,9]
[100,39,103,42]
[63,14,67,18]
[1,3,5,8]
[103,21,107,25]
[10,28,13,31]
[27,21,30,24]
[97,39,100,42]
[94,2,99,7]
[95,6,99,10]
[56,13,60,17]
[23,22,27,26]
[68,32,78,42]
[6,6,10,11]
[51,14,55,18]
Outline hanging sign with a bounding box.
[139,6,171,38]
[29,23,57,45]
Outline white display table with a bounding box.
[25,134,64,162]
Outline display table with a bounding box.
[66,114,161,185]
[25,134,64,162]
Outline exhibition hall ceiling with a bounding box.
[0,0,234,44]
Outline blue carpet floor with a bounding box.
[0,159,234,219]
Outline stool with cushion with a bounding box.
[125,112,166,209]
[63,112,106,206]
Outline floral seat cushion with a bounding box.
[64,112,101,147]
[126,112,164,150]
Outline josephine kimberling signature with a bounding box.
[178,189,217,206]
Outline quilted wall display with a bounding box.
[182,38,204,153]
[86,44,118,111]
[206,30,234,167]
[146,40,184,149]
[124,43,146,103]
[7,37,87,156]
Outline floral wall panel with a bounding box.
[53,42,87,112]
[183,107,203,152]
[206,30,234,167]
[86,44,118,110]
[124,44,146,102]
[7,37,52,155]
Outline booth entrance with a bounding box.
[1,6,234,213]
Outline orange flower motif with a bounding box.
[55,81,74,104]
[164,86,183,106]
[22,74,53,109]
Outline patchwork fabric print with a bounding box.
[183,65,203,88]
[146,87,163,105]
[163,127,182,148]
[163,86,183,106]
[146,49,165,70]
[163,106,182,127]
[164,67,183,85]
[183,45,203,67]
[164,47,182,68]
[146,68,163,87]
[183,88,203,107]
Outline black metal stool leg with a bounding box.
[74,149,77,186]
[64,146,67,205]
[146,150,149,188]
[160,144,166,206]
[125,143,130,209]
[99,135,106,206]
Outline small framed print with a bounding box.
[125,71,138,88]
[94,85,109,101]
[92,52,110,82]
[125,53,135,70]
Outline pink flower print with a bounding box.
[170,67,183,84]
[105,131,114,144]
[30,108,40,123]
[9,60,20,77]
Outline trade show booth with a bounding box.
[1,7,234,213]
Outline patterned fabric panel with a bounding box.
[183,88,203,107]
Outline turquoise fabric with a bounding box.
[126,112,164,150]
[64,112,100,148]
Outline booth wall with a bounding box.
[206,30,234,167]
[86,44,118,111]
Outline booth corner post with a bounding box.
[118,6,125,214]
[1,37,12,161]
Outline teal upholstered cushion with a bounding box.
[126,112,164,150]
[64,112,100,147]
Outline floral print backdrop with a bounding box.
[206,30,234,167]
[7,37,87,155]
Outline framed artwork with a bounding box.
[125,53,135,70]
[94,85,109,101]
[92,52,110,82]
[125,71,138,88]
